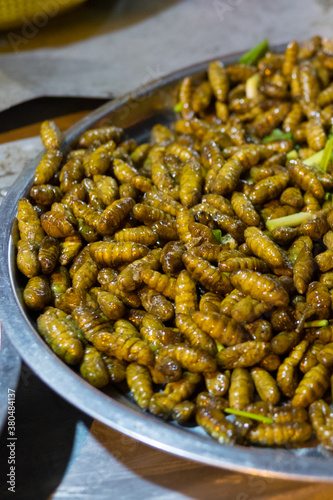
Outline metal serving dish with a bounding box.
[2,47,333,482]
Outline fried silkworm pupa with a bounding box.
[249,174,289,206]
[230,269,289,308]
[251,367,280,405]
[192,310,248,346]
[37,308,84,364]
[175,313,217,355]
[199,292,221,314]
[101,355,127,383]
[80,345,110,388]
[231,295,272,323]
[276,340,309,398]
[179,158,203,208]
[140,268,176,300]
[49,265,71,302]
[93,289,126,321]
[231,192,260,226]
[217,341,270,369]
[287,159,325,199]
[309,399,333,449]
[59,235,82,266]
[220,289,246,316]
[84,140,115,177]
[292,364,330,407]
[114,226,157,246]
[317,343,333,368]
[244,227,292,274]
[196,407,236,445]
[17,198,45,244]
[245,319,273,342]
[204,370,230,397]
[38,236,60,275]
[175,269,198,315]
[74,311,154,367]
[157,344,217,373]
[211,157,243,197]
[89,241,149,268]
[30,184,62,206]
[139,286,174,322]
[117,248,161,292]
[97,197,135,236]
[126,363,154,410]
[149,372,201,418]
[141,314,182,351]
[41,210,75,238]
[208,61,229,102]
[229,368,254,410]
[172,401,196,424]
[40,120,62,150]
[306,281,331,319]
[17,240,41,278]
[23,275,52,311]
[293,240,315,295]
[248,421,312,446]
[78,126,123,148]
[183,251,232,296]
[33,149,62,185]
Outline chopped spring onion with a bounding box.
[286,149,298,160]
[239,39,269,66]
[262,128,293,143]
[303,149,324,167]
[174,102,182,113]
[211,229,222,244]
[224,408,274,424]
[325,192,332,201]
[245,73,261,100]
[304,320,329,328]
[321,138,333,172]
[266,212,313,231]
[215,342,225,352]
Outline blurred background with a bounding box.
[2,1,333,499]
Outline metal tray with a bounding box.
[1,47,333,482]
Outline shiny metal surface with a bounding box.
[0,330,21,435]
[1,49,333,482]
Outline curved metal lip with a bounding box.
[1,45,333,482]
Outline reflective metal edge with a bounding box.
[1,45,333,482]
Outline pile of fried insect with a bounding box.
[16,36,333,449]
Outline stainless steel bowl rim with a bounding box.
[1,45,332,481]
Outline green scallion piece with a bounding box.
[304,149,324,167]
[325,192,332,201]
[224,408,274,424]
[266,212,312,231]
[262,128,293,143]
[211,229,222,244]
[174,102,182,113]
[215,342,225,352]
[304,320,329,328]
[321,138,333,172]
[286,149,298,160]
[239,39,270,66]
[245,73,261,100]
